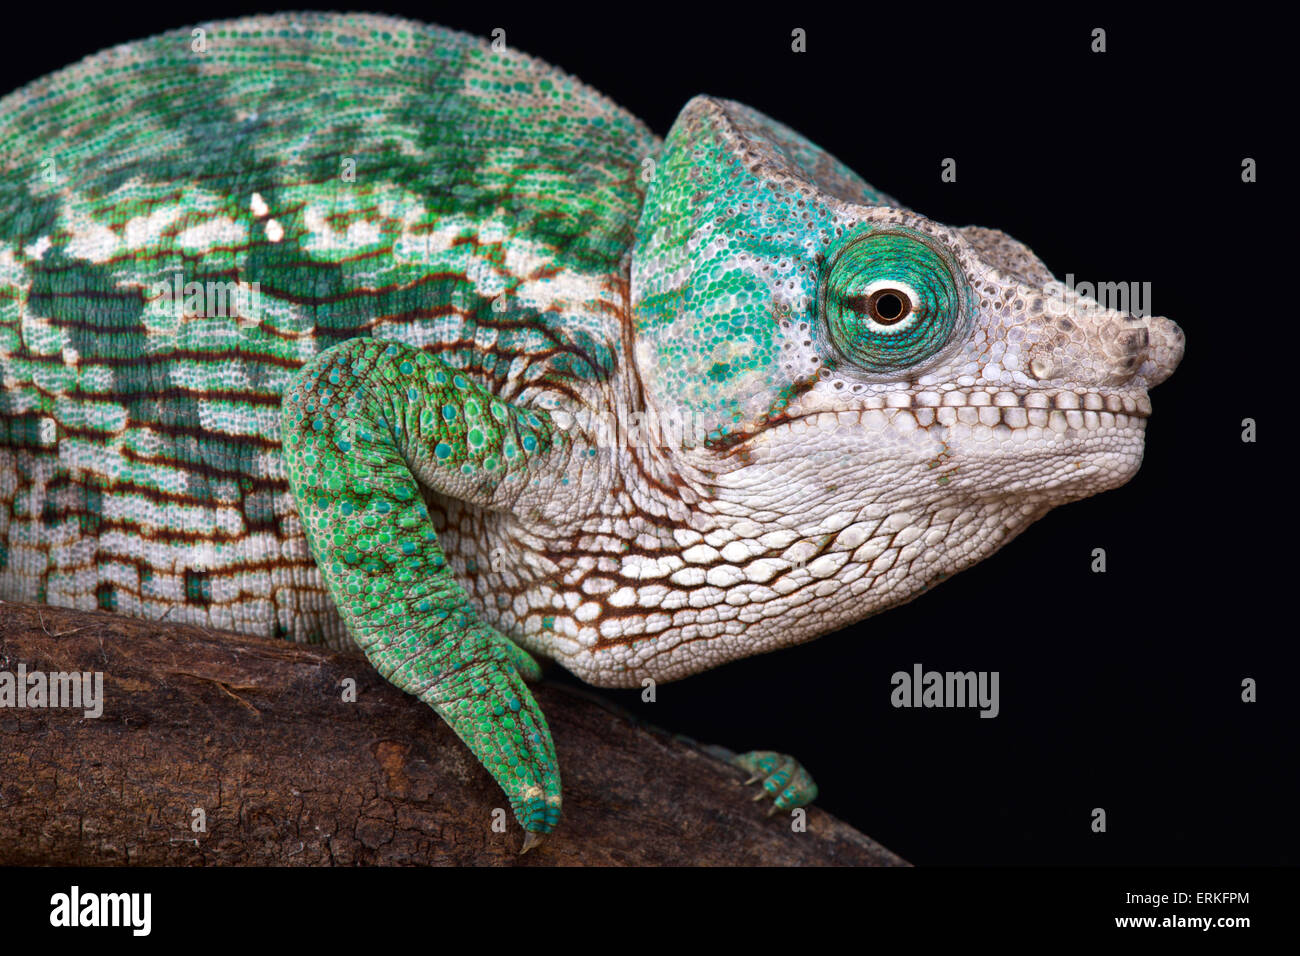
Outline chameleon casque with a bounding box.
[0,13,1183,846]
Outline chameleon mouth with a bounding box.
[785,388,1153,429]
[716,388,1152,456]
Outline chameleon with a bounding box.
[0,12,1183,848]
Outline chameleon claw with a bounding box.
[744,772,763,785]
[520,830,547,855]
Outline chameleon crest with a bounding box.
[0,13,1182,841]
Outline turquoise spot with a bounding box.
[434,442,452,460]
[442,405,458,421]
[522,434,538,452]
[399,361,414,375]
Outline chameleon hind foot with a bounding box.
[732,750,819,815]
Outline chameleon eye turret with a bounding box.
[821,228,968,375]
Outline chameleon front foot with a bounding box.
[281,338,568,842]
[731,750,819,815]
[422,624,563,837]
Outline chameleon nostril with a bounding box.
[1121,328,1149,352]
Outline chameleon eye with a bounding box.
[823,230,963,374]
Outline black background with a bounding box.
[1,4,1291,867]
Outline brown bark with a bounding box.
[0,601,905,866]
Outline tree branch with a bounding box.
[0,601,905,866]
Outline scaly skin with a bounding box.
[0,13,1183,840]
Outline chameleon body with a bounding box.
[0,13,1183,840]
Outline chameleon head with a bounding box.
[624,96,1183,669]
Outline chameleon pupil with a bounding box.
[871,290,907,324]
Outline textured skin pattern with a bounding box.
[0,13,653,651]
[0,13,1183,835]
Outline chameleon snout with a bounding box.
[1025,308,1184,389]
[1109,312,1184,388]
[1136,313,1184,388]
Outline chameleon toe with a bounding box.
[732,750,819,813]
